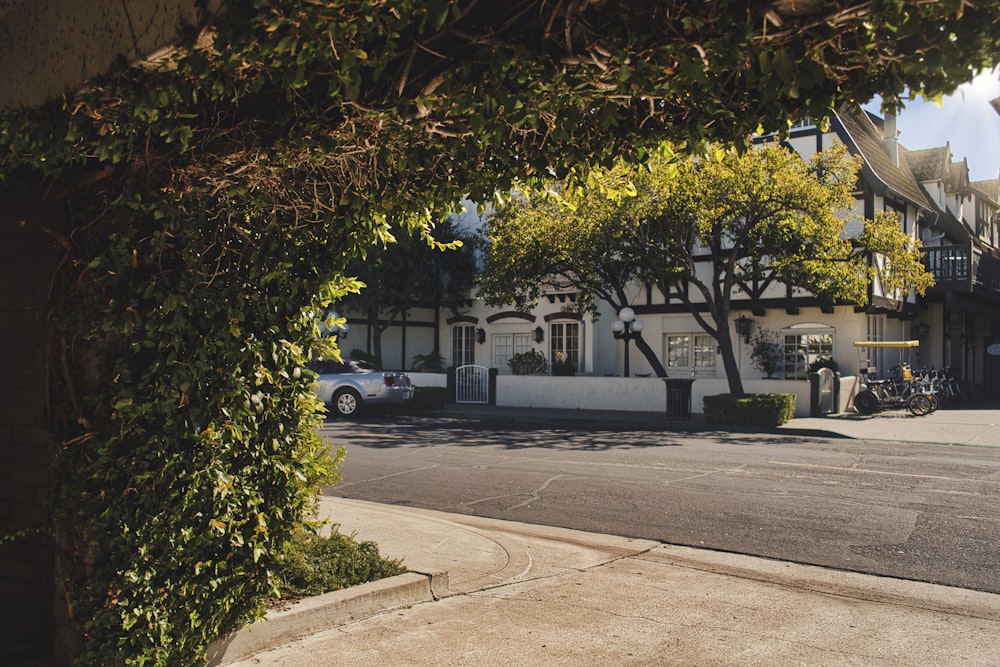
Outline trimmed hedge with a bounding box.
[703,393,796,427]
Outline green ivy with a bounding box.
[1,1,998,664]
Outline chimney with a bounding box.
[883,112,899,166]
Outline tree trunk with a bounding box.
[634,335,669,377]
[367,307,383,367]
[716,327,746,396]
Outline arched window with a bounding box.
[782,323,834,380]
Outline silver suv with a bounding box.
[312,359,414,417]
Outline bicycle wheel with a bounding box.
[854,390,879,415]
[927,393,939,413]
[907,393,932,416]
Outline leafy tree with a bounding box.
[341,217,477,367]
[479,180,668,377]
[0,1,992,662]
[630,143,933,395]
[480,143,934,395]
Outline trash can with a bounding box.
[663,378,695,419]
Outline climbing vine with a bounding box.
[2,1,999,663]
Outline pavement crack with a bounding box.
[334,464,441,489]
[505,474,575,510]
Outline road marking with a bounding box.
[768,461,956,481]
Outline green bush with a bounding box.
[409,386,447,410]
[276,529,406,599]
[411,352,446,371]
[703,393,796,426]
[508,350,548,375]
[807,357,839,373]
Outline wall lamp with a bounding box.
[734,315,753,344]
[476,327,486,344]
[534,326,544,343]
[912,321,930,340]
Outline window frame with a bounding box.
[451,325,476,367]
[782,324,835,380]
[666,333,716,377]
[549,321,580,370]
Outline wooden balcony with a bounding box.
[922,243,1000,295]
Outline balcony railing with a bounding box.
[922,243,1000,294]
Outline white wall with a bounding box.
[408,373,854,418]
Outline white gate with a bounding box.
[817,367,835,414]
[455,365,490,404]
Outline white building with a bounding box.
[341,106,1000,406]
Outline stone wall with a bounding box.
[0,0,218,109]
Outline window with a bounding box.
[865,315,886,376]
[783,325,834,380]
[666,334,716,377]
[451,325,476,367]
[494,333,533,370]
[550,321,580,369]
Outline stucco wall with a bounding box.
[409,372,859,419]
[0,0,219,109]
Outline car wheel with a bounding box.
[853,390,879,415]
[907,393,932,417]
[333,389,362,417]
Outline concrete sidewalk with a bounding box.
[425,401,999,447]
[207,405,1000,665]
[214,498,1000,666]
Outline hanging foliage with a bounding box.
[0,1,997,663]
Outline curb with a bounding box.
[205,570,449,666]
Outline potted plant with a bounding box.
[411,352,446,372]
[749,329,783,379]
[550,351,576,376]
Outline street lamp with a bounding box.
[611,307,644,377]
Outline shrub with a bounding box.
[703,393,796,426]
[276,529,406,599]
[749,328,783,378]
[411,352,446,371]
[508,349,548,375]
[350,348,378,365]
[409,386,447,410]
[807,357,839,373]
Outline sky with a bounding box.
[863,69,1000,183]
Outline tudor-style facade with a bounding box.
[342,107,1000,398]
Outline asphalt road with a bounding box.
[320,414,1000,594]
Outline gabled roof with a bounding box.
[833,107,932,210]
[971,178,1000,205]
[947,158,970,194]
[905,146,950,183]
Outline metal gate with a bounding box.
[455,364,490,404]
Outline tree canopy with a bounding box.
[479,143,934,394]
[0,1,994,663]
[341,217,477,367]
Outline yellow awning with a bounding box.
[853,340,921,348]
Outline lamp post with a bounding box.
[611,307,644,377]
